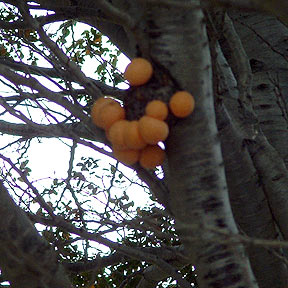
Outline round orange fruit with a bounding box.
[91,97,115,127]
[145,100,168,121]
[98,101,125,130]
[139,145,165,169]
[124,58,153,86]
[138,116,169,145]
[108,120,129,150]
[124,120,147,150]
[169,91,195,118]
[113,147,140,166]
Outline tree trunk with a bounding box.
[215,40,288,287]
[145,4,257,287]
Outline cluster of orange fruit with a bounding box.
[90,58,195,169]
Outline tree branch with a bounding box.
[16,3,103,100]
[0,13,68,29]
[214,42,288,286]
[0,181,72,287]
[214,0,288,27]
[63,251,128,273]
[0,0,136,58]
[27,212,192,288]
[145,0,288,28]
[82,0,135,28]
[0,120,114,159]
[209,10,253,105]
[0,64,95,128]
[245,133,288,241]
[136,246,190,288]
[0,120,98,141]
[0,58,126,98]
[135,167,171,214]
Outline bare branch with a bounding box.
[0,64,94,127]
[63,252,128,273]
[136,246,190,288]
[28,0,135,27]
[0,58,126,98]
[0,153,55,217]
[0,13,68,29]
[14,3,103,100]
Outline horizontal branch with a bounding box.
[64,245,187,274]
[0,120,100,141]
[3,0,135,30]
[63,252,128,273]
[0,120,114,159]
[79,0,135,27]
[37,0,135,27]
[0,58,66,78]
[136,245,190,288]
[0,58,126,98]
[0,64,104,136]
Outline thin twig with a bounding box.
[0,153,55,218]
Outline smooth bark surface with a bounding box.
[143,3,257,287]
[215,45,288,287]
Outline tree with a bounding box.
[0,0,288,287]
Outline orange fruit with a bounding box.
[108,120,129,149]
[169,91,195,118]
[124,121,147,150]
[145,100,168,121]
[91,97,115,127]
[98,101,125,130]
[139,145,165,169]
[113,147,140,166]
[138,116,169,145]
[124,58,153,86]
